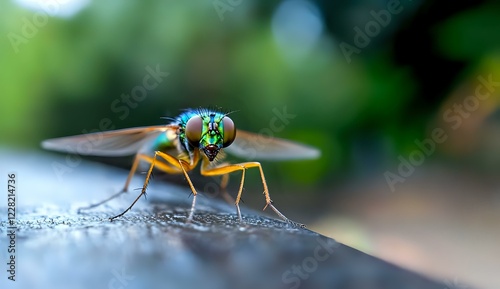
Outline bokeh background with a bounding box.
[1,0,500,288]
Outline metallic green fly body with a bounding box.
[42,108,320,226]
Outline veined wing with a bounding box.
[224,130,320,161]
[41,125,178,157]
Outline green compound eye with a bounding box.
[222,117,236,147]
[185,115,203,146]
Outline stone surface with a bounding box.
[0,149,449,289]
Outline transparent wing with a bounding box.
[224,130,320,161]
[41,125,177,157]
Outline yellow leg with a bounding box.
[122,153,183,191]
[110,150,200,221]
[78,153,182,213]
[201,160,303,226]
[122,153,142,192]
[78,153,147,212]
[215,163,236,205]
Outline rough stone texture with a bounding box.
[0,150,448,289]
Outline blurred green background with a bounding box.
[2,0,500,172]
[1,1,500,287]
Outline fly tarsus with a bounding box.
[77,189,128,213]
[266,201,306,228]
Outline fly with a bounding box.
[42,108,320,226]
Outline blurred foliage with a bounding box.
[1,0,500,193]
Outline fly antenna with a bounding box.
[224,109,238,116]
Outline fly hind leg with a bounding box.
[77,153,151,213]
[201,160,304,227]
[217,163,237,205]
[109,150,200,221]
